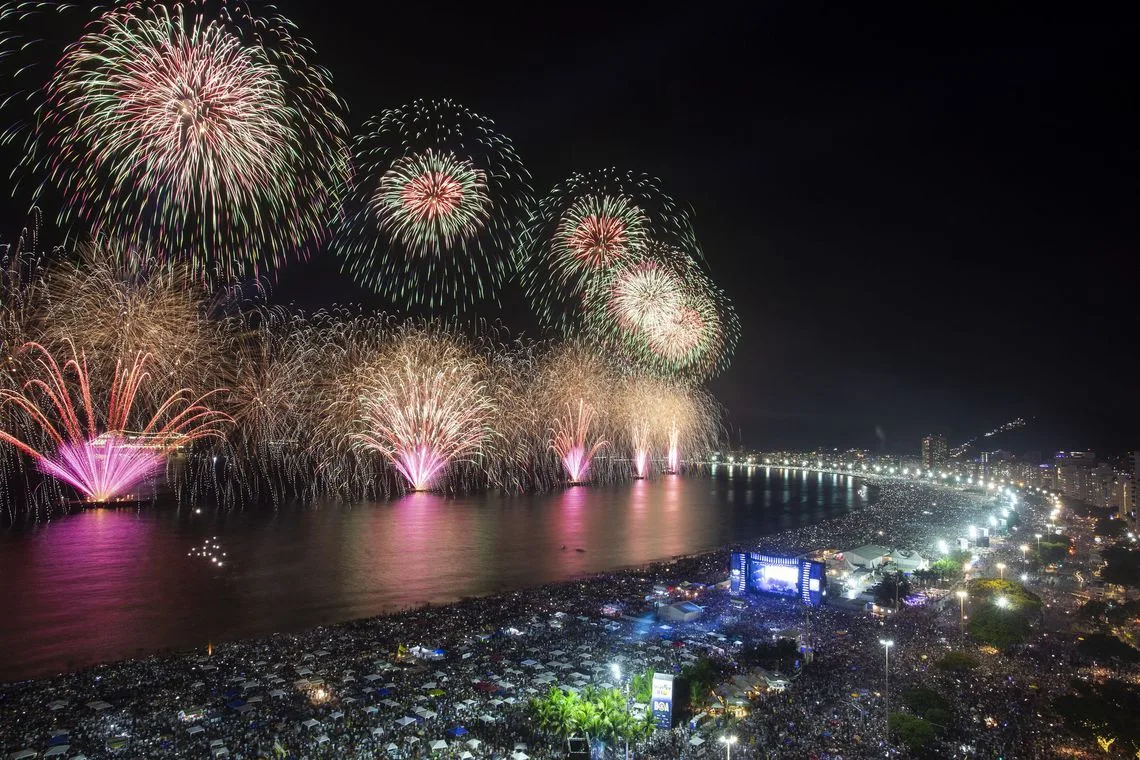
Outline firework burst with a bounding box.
[586,248,739,380]
[337,99,532,311]
[355,325,495,492]
[0,341,230,501]
[20,0,348,281]
[516,169,698,332]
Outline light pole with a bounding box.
[719,735,738,760]
[955,590,967,630]
[996,562,1006,581]
[1019,544,1028,562]
[879,639,894,746]
[1035,533,1042,554]
[611,663,629,760]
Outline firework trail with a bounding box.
[0,341,230,501]
[355,324,495,492]
[12,0,348,282]
[336,99,532,311]
[36,242,230,402]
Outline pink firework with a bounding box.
[355,328,494,492]
[633,447,650,479]
[551,399,607,484]
[0,342,230,502]
[667,421,681,474]
[38,437,164,503]
[391,445,450,493]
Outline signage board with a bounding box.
[651,673,674,729]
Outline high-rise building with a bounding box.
[921,434,948,471]
[1131,451,1139,520]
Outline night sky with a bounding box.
[5,3,1139,455]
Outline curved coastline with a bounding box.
[0,471,1002,686]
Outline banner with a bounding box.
[651,673,674,729]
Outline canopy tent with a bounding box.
[395,716,417,727]
[429,740,448,750]
[44,747,70,758]
[448,726,469,737]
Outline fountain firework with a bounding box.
[355,326,494,492]
[551,399,607,484]
[0,341,230,502]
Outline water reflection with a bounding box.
[0,469,862,681]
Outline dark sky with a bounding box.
[7,2,1140,455]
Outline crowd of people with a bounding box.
[0,478,1125,759]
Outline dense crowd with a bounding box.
[0,478,1121,759]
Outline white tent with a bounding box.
[460,753,474,760]
[302,718,320,729]
[44,746,70,758]
[188,725,205,736]
[315,735,330,745]
[385,742,398,752]
[689,735,706,746]
[396,716,417,727]
[87,700,111,711]
[371,727,384,737]
[365,705,379,714]
[429,740,448,750]
[465,739,482,749]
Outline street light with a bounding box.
[956,590,967,629]
[996,595,1009,609]
[996,562,1006,580]
[719,735,738,760]
[1035,533,1042,553]
[879,639,894,744]
[1020,544,1029,561]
